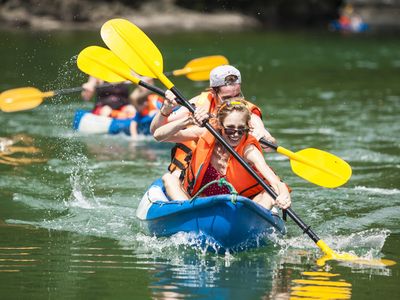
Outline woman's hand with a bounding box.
[271,181,291,209]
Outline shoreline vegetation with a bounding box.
[0,0,261,32]
[1,0,400,32]
[0,0,343,32]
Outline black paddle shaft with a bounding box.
[53,81,166,99]
[138,81,166,96]
[170,86,321,244]
[53,82,132,96]
[53,82,129,97]
[259,138,278,150]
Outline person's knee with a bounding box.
[162,173,171,184]
[253,191,273,210]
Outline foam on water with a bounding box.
[354,186,400,195]
[277,228,392,263]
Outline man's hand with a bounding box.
[193,106,209,127]
[160,90,179,116]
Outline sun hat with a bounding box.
[209,65,241,87]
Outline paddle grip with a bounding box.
[170,87,322,245]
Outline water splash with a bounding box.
[354,186,400,195]
[276,228,394,270]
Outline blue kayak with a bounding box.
[72,109,155,136]
[136,179,286,252]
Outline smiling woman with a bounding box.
[153,98,291,209]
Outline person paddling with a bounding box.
[81,76,136,119]
[129,78,164,136]
[81,76,163,137]
[151,65,276,196]
[154,98,290,210]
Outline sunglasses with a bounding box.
[223,127,249,136]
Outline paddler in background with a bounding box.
[81,76,136,119]
[129,77,164,136]
[150,65,276,198]
[81,76,163,137]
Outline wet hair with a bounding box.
[216,97,251,126]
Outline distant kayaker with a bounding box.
[81,76,136,119]
[151,65,276,196]
[81,76,163,137]
[154,98,291,209]
[129,78,164,136]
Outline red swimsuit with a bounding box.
[199,164,230,196]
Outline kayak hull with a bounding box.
[137,179,286,252]
[73,109,154,135]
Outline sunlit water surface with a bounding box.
[0,29,399,299]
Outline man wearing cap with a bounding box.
[151,65,274,143]
[150,65,276,199]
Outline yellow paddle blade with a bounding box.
[0,87,54,112]
[101,18,163,79]
[77,46,139,84]
[173,55,229,81]
[278,147,352,188]
[316,240,396,267]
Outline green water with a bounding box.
[0,29,399,299]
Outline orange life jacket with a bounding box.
[107,94,163,119]
[140,94,163,117]
[167,91,262,175]
[109,106,135,119]
[183,131,270,198]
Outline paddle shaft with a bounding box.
[50,81,165,99]
[170,86,321,244]
[259,138,278,150]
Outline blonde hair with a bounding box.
[217,97,251,126]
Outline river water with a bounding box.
[0,29,399,299]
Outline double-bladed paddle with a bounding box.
[99,18,395,267]
[0,55,228,113]
[77,45,352,189]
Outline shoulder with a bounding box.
[189,95,201,104]
[244,134,262,150]
[244,100,262,118]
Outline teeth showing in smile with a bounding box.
[228,136,240,142]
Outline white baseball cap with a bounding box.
[209,65,241,87]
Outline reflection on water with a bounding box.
[80,135,161,162]
[291,271,352,300]
[0,134,46,165]
[0,246,40,273]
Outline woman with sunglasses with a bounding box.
[152,65,277,203]
[154,98,291,210]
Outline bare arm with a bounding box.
[250,114,276,152]
[150,94,199,134]
[153,115,205,143]
[244,144,291,209]
[81,76,100,101]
